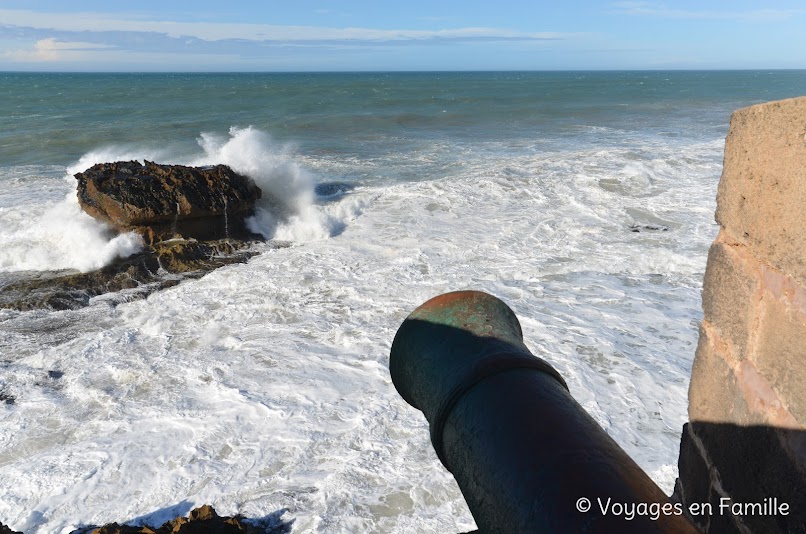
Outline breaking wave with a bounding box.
[0,127,354,273]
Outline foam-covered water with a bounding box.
[1,71,805,533]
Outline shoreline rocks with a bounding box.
[82,504,243,533]
[1,161,275,311]
[1,502,291,533]
[70,504,289,534]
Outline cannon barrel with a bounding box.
[390,291,698,533]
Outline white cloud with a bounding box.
[0,8,565,43]
[4,38,115,62]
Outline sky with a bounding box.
[0,1,804,71]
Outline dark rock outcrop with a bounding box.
[75,161,262,244]
[76,504,293,534]
[0,162,274,310]
[0,161,276,311]
[0,239,289,311]
[0,391,15,405]
[80,505,248,534]
[0,521,22,534]
[6,504,292,534]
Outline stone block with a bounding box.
[752,292,806,422]
[689,324,757,425]
[715,96,806,287]
[701,241,761,360]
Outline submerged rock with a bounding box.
[0,238,284,311]
[75,161,262,244]
[629,223,669,232]
[314,181,355,200]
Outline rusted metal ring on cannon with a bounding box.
[429,351,569,470]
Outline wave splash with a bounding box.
[0,127,348,274]
[0,194,143,274]
[191,126,344,242]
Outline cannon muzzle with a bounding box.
[390,290,697,533]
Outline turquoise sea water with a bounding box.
[3,71,805,167]
[0,71,804,533]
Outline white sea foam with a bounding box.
[0,133,721,532]
[67,146,172,176]
[0,191,143,273]
[0,146,168,273]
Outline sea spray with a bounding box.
[66,146,172,176]
[0,192,143,273]
[0,146,167,273]
[193,126,345,241]
[172,201,180,237]
[222,194,229,239]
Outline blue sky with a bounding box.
[0,1,804,71]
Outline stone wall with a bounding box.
[677,97,806,533]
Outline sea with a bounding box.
[1,71,805,533]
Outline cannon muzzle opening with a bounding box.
[390,290,698,533]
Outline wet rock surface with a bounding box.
[76,161,262,244]
[0,239,279,311]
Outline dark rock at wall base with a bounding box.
[676,422,806,534]
[75,161,262,244]
[0,239,284,312]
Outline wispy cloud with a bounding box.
[0,9,564,43]
[0,7,580,70]
[611,1,805,22]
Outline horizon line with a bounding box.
[3,68,806,74]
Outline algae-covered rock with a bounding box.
[75,161,262,244]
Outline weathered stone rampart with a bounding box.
[677,97,806,533]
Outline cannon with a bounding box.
[390,291,698,533]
